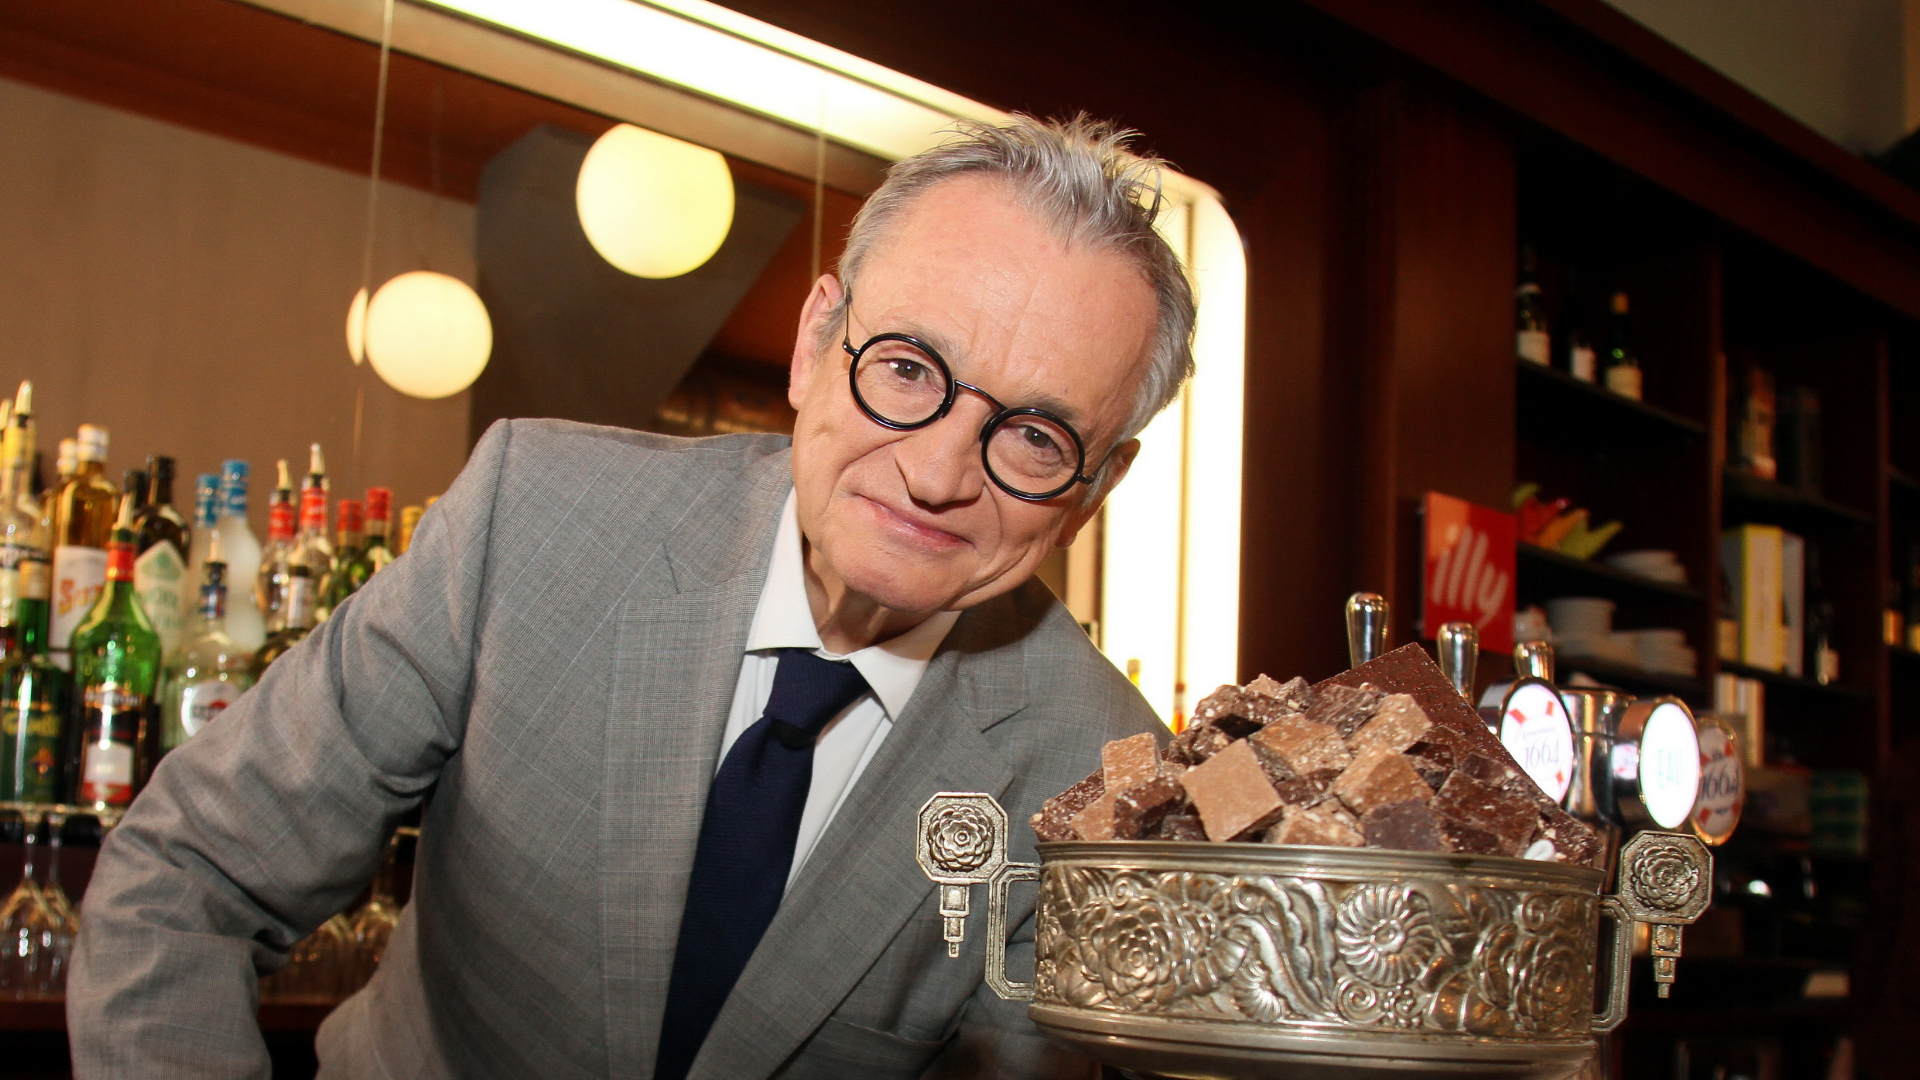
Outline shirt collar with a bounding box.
[746,489,960,718]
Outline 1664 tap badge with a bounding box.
[1691,716,1744,844]
[1498,679,1575,803]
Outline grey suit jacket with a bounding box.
[68,419,1162,1079]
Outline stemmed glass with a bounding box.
[39,812,78,991]
[0,810,73,998]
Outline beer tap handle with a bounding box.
[1437,621,1478,702]
[1514,639,1555,683]
[1345,593,1389,668]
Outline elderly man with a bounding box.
[69,115,1194,1079]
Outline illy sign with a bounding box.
[1422,492,1516,655]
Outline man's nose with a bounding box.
[894,403,989,507]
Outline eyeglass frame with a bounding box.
[839,301,1105,503]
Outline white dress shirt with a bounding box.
[719,490,960,888]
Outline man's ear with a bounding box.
[790,275,846,412]
[1054,437,1140,548]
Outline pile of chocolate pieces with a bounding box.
[1032,644,1602,866]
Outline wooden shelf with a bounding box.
[1554,653,1707,699]
[1515,358,1707,453]
[1720,660,1875,703]
[1516,541,1704,603]
[1723,470,1874,532]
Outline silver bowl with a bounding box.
[916,794,1712,1080]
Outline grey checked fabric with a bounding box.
[67,419,1163,1080]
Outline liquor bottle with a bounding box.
[1557,267,1598,382]
[186,473,219,572]
[319,499,367,620]
[1515,245,1549,366]
[252,563,316,675]
[214,460,265,652]
[47,438,76,521]
[131,456,192,657]
[1806,546,1840,684]
[68,497,162,811]
[0,620,68,803]
[1602,291,1643,401]
[0,383,50,661]
[159,531,254,754]
[49,425,118,671]
[289,444,334,585]
[1887,575,1906,648]
[364,487,394,575]
[1907,541,1920,653]
[256,459,296,630]
[397,505,424,555]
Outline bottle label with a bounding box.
[106,541,135,582]
[1516,329,1550,365]
[2,698,64,803]
[79,683,147,806]
[269,501,296,543]
[51,544,109,658]
[299,489,328,533]
[133,541,190,657]
[17,556,48,601]
[1569,344,1597,383]
[1498,681,1575,803]
[179,679,242,738]
[1604,364,1643,401]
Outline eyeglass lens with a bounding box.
[851,340,1081,497]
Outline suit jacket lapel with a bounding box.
[689,598,1031,1080]
[601,449,792,1080]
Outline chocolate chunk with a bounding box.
[1032,770,1104,841]
[1266,801,1363,848]
[1149,807,1209,842]
[1429,771,1539,855]
[1111,777,1187,840]
[1102,732,1162,791]
[1362,801,1452,853]
[1404,738,1457,790]
[1250,712,1352,776]
[1163,723,1234,768]
[1306,682,1384,738]
[1347,693,1432,755]
[1190,685,1287,737]
[1538,806,1604,867]
[1248,741,1335,806]
[1070,793,1118,841]
[1439,818,1509,856]
[1333,744,1434,816]
[1178,740,1285,842]
[1316,643,1506,759]
[1246,674,1314,713]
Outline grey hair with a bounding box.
[821,113,1196,448]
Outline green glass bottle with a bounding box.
[68,497,162,811]
[318,498,368,621]
[251,563,316,676]
[1,409,68,801]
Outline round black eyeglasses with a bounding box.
[842,325,1099,502]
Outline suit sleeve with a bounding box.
[923,913,1099,1080]
[66,420,515,1079]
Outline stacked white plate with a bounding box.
[1545,597,1627,663]
[1604,549,1688,585]
[1616,628,1698,676]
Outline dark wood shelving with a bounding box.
[1722,470,1875,532]
[1720,660,1876,703]
[1516,541,1704,602]
[1515,358,1707,453]
[1554,653,1708,699]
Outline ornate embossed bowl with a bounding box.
[916,795,1714,1080]
[1027,841,1613,1079]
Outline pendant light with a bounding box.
[576,123,734,278]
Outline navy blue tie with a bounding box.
[655,648,871,1080]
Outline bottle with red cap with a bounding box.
[319,498,366,621]
[364,487,395,576]
[256,459,297,632]
[284,444,333,629]
[67,495,161,809]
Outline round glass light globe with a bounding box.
[576,123,734,279]
[364,271,493,400]
[345,286,369,364]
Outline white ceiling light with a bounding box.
[577,123,735,278]
[364,271,493,399]
[346,286,370,363]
